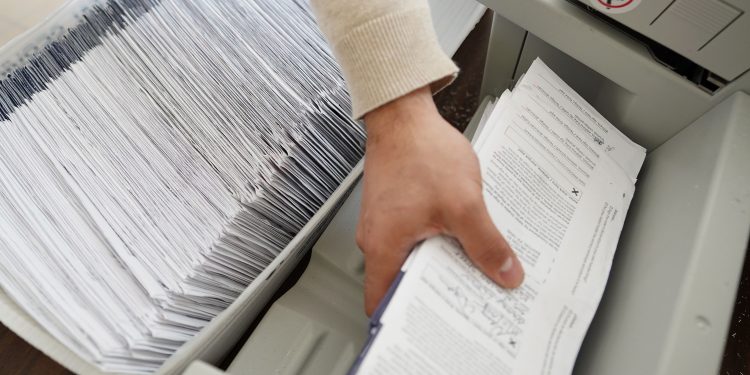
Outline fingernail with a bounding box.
[499,257,524,287]
[500,257,514,273]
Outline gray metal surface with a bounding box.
[479,13,526,99]
[481,0,750,150]
[574,92,750,375]
[573,0,750,81]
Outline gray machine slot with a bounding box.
[571,0,750,82]
[480,1,750,151]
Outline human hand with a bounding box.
[358,86,525,315]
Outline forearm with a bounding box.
[311,0,458,119]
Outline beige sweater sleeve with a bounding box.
[311,0,458,119]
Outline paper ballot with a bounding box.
[0,0,367,372]
[351,59,646,375]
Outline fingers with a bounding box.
[357,211,440,316]
[357,202,524,317]
[360,239,411,316]
[449,200,524,288]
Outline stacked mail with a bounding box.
[0,0,363,372]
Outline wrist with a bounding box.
[363,86,438,143]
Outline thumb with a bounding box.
[449,203,524,288]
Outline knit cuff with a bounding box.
[332,6,458,119]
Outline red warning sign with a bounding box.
[589,0,641,14]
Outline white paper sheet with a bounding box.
[353,59,646,375]
[428,0,486,56]
[0,0,366,372]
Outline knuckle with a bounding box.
[356,231,374,254]
[449,195,484,222]
[356,210,373,252]
[355,225,369,252]
[356,220,383,255]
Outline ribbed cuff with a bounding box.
[332,6,459,119]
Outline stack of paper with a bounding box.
[0,0,364,373]
[428,0,486,56]
[352,59,646,374]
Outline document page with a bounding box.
[351,59,646,375]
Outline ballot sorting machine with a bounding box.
[188,1,750,374]
[0,0,747,374]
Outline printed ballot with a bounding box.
[351,59,646,375]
